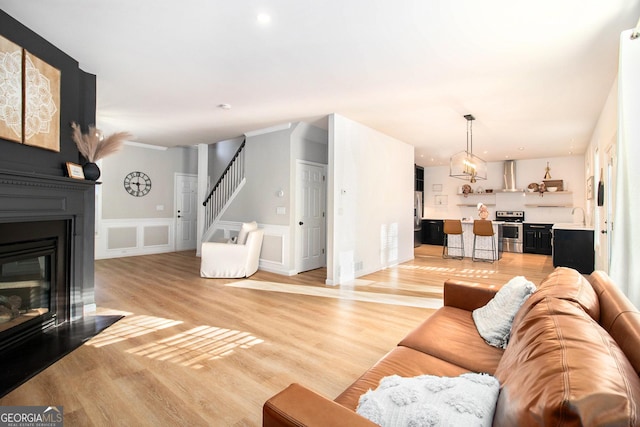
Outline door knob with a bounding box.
[601,230,607,234]
[299,221,304,225]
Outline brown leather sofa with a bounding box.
[263,267,640,426]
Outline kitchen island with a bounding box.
[445,220,503,261]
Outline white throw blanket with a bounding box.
[357,373,500,427]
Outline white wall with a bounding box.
[218,122,328,275]
[422,155,585,224]
[96,143,198,259]
[586,78,618,272]
[610,29,640,306]
[327,113,414,285]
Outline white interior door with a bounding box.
[296,162,326,273]
[175,174,198,251]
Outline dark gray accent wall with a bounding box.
[0,9,96,176]
[0,9,98,317]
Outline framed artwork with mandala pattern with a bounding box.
[22,51,60,151]
[0,35,22,143]
[0,35,61,152]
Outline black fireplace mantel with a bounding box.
[0,168,96,322]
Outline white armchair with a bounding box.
[200,223,264,278]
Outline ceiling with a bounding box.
[1,1,639,166]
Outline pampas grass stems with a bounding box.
[70,122,131,162]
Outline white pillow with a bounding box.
[472,276,536,349]
[236,221,257,245]
[357,373,499,427]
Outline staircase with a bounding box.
[202,139,246,242]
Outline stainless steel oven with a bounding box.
[496,211,524,253]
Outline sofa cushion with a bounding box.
[398,306,504,375]
[494,296,640,426]
[356,373,499,427]
[237,221,257,245]
[334,346,470,411]
[472,276,536,349]
[587,270,640,377]
[533,267,600,320]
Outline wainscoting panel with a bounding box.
[96,218,174,259]
[98,219,297,275]
[215,221,295,275]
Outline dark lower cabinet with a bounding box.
[523,223,553,255]
[552,229,594,274]
[421,219,444,245]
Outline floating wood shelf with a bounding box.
[524,191,573,196]
[524,204,573,208]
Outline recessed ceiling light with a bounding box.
[257,13,271,24]
[218,103,231,110]
[518,147,525,151]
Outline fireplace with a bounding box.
[0,170,123,398]
[0,169,96,355]
[0,220,70,352]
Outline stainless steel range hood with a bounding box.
[501,160,523,192]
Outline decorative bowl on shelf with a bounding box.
[547,187,558,192]
[527,183,539,192]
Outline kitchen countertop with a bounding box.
[552,223,595,231]
[421,218,505,224]
[461,220,504,224]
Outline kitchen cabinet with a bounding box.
[552,227,594,274]
[523,223,553,255]
[421,219,444,245]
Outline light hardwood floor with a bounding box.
[0,245,554,426]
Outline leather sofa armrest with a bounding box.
[444,279,500,311]
[263,383,377,427]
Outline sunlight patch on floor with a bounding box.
[87,314,183,347]
[226,280,443,309]
[397,263,499,280]
[126,325,264,369]
[87,312,263,369]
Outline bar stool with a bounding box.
[442,219,464,259]
[472,220,496,262]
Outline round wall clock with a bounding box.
[123,171,152,197]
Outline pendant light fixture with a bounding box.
[449,114,487,183]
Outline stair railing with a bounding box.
[202,139,246,234]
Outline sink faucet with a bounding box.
[571,207,586,226]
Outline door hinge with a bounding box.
[322,248,325,254]
[322,175,326,182]
[322,211,325,217]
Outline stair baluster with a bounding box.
[202,139,246,239]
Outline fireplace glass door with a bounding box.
[0,239,55,336]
